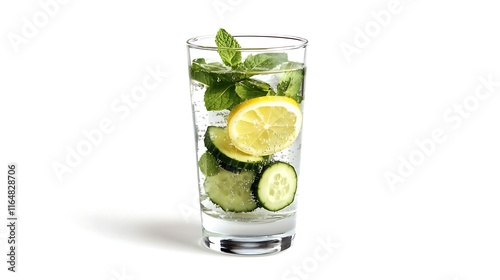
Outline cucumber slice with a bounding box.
[253,162,297,211]
[204,126,267,171]
[204,168,257,212]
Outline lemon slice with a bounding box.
[227,96,302,156]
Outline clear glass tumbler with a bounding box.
[186,31,308,255]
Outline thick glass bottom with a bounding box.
[202,229,294,255]
[200,212,296,255]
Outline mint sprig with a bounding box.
[236,79,276,100]
[204,83,241,111]
[190,28,305,111]
[199,152,220,176]
[276,62,305,103]
[190,58,246,86]
[216,28,242,67]
[243,53,288,72]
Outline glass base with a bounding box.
[202,229,295,255]
[200,212,296,255]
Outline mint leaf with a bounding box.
[235,79,275,100]
[243,53,288,72]
[215,28,242,67]
[199,152,220,176]
[204,83,242,111]
[190,58,225,86]
[277,62,305,103]
[190,58,246,86]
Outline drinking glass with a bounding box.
[187,32,308,255]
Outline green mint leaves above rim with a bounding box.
[190,28,305,111]
[216,28,242,67]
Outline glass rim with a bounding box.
[186,34,308,51]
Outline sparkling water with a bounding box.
[190,68,305,254]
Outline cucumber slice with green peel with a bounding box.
[204,126,267,171]
[204,168,258,212]
[253,162,297,211]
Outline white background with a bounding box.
[1,0,500,279]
